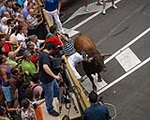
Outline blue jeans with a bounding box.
[41,80,60,113]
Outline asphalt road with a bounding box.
[61,0,150,119]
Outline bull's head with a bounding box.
[88,51,106,72]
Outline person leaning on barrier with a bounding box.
[83,91,111,120]
[56,31,84,82]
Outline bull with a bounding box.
[74,34,106,91]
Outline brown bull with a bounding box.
[74,34,106,90]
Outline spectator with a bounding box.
[0,85,5,106]
[31,73,44,100]
[7,51,18,67]
[39,42,61,117]
[45,25,63,47]
[9,66,25,112]
[57,31,84,82]
[5,18,14,36]
[13,3,23,17]
[45,25,63,57]
[18,81,31,105]
[83,91,110,120]
[28,34,42,49]
[27,8,43,37]
[3,11,11,18]
[0,54,14,108]
[21,50,37,82]
[16,25,27,48]
[44,0,64,33]
[21,98,36,120]
[0,105,12,120]
[21,1,34,20]
[0,0,14,18]
[9,67,24,97]
[0,36,11,56]
[1,18,14,41]
[6,42,23,67]
[1,17,9,34]
[9,25,18,45]
[15,13,25,24]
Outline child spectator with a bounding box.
[31,73,44,100]
[21,98,36,120]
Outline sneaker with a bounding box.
[49,110,59,117]
[96,1,103,5]
[78,77,85,82]
[102,9,106,15]
[112,4,118,9]
[84,7,89,12]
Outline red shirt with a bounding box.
[45,35,63,47]
[2,42,11,53]
[31,55,38,64]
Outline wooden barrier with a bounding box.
[63,56,90,111]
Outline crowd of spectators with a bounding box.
[0,0,111,119]
[0,0,64,119]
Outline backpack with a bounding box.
[32,85,44,99]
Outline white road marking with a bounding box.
[68,0,121,30]
[96,4,146,46]
[81,74,107,93]
[63,2,103,24]
[63,28,79,37]
[115,48,141,72]
[97,56,150,95]
[63,0,121,36]
[104,27,150,64]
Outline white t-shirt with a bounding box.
[16,33,27,48]
[1,24,8,34]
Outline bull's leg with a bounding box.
[88,75,97,91]
[97,72,102,82]
[99,59,107,72]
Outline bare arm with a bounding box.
[43,64,61,80]
[57,31,68,41]
[57,2,61,15]
[1,68,9,84]
[36,99,45,106]
[13,42,22,54]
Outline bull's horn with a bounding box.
[88,57,93,61]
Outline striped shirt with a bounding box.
[63,38,76,56]
[27,14,38,27]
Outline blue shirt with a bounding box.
[44,0,60,12]
[84,104,110,120]
[0,5,7,17]
[21,7,29,20]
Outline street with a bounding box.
[61,0,150,119]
